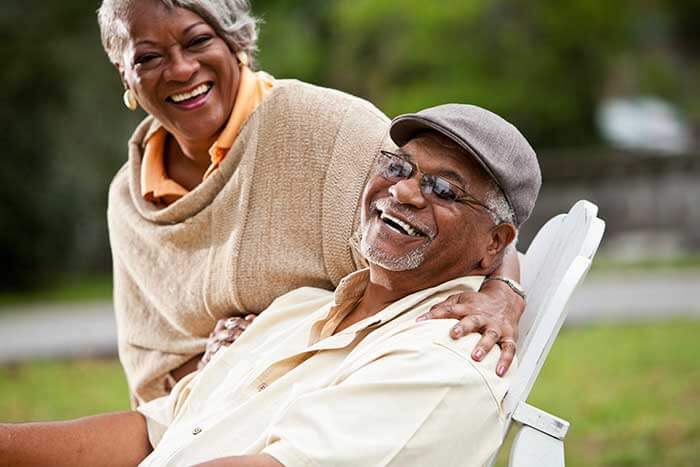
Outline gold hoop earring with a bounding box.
[236,51,248,67]
[123,89,138,111]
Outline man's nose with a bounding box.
[388,177,428,209]
[164,48,199,82]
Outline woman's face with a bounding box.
[118,0,240,146]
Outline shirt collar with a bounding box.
[311,268,485,342]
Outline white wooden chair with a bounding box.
[489,200,606,467]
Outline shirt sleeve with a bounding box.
[262,326,508,467]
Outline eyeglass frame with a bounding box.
[376,150,496,215]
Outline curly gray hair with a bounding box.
[97,0,259,66]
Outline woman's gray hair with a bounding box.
[97,0,259,66]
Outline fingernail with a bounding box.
[497,366,506,376]
[416,315,428,322]
[473,349,484,360]
[452,326,462,338]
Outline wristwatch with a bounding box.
[484,275,526,300]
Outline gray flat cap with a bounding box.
[390,104,541,227]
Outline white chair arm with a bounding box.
[511,402,570,440]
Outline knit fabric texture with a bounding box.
[108,80,390,403]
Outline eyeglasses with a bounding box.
[376,150,493,213]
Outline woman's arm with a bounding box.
[0,412,151,467]
[171,354,203,382]
[417,245,524,376]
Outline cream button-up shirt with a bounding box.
[137,269,511,467]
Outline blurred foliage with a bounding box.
[0,274,112,309]
[1,0,698,290]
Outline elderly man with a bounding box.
[0,104,540,467]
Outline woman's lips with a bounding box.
[168,83,213,110]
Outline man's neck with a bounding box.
[334,265,469,334]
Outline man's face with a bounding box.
[360,134,499,283]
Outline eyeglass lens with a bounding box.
[378,152,462,201]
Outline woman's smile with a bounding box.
[167,82,213,110]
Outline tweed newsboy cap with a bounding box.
[390,104,542,227]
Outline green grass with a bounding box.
[590,254,700,274]
[0,359,129,420]
[1,321,699,466]
[496,319,700,467]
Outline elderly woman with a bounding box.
[98,0,526,404]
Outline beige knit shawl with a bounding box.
[108,80,390,403]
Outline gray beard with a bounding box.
[359,223,430,272]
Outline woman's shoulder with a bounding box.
[266,79,390,124]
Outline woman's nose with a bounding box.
[388,177,428,209]
[164,48,199,82]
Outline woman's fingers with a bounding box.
[496,339,517,377]
[201,314,257,370]
[469,327,500,361]
[416,293,466,321]
[418,289,521,378]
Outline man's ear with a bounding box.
[480,223,517,271]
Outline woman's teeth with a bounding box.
[170,83,211,103]
[380,212,421,237]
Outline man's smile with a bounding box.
[372,198,436,241]
[379,211,426,238]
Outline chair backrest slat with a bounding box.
[502,200,605,419]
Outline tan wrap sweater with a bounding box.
[108,80,391,403]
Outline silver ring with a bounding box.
[500,338,517,349]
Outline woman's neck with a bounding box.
[164,134,213,191]
[169,133,215,170]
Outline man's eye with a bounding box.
[386,162,403,176]
[432,179,458,200]
[387,161,412,178]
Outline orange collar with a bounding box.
[141,66,275,204]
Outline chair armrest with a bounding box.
[512,402,570,440]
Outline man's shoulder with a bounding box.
[365,319,510,403]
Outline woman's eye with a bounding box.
[134,54,159,66]
[189,35,212,47]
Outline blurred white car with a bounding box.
[597,96,692,155]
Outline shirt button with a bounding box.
[258,382,268,391]
[192,426,202,435]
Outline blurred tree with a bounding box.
[2,0,698,291]
[1,0,138,290]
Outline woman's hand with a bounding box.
[198,314,256,370]
[417,279,524,377]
